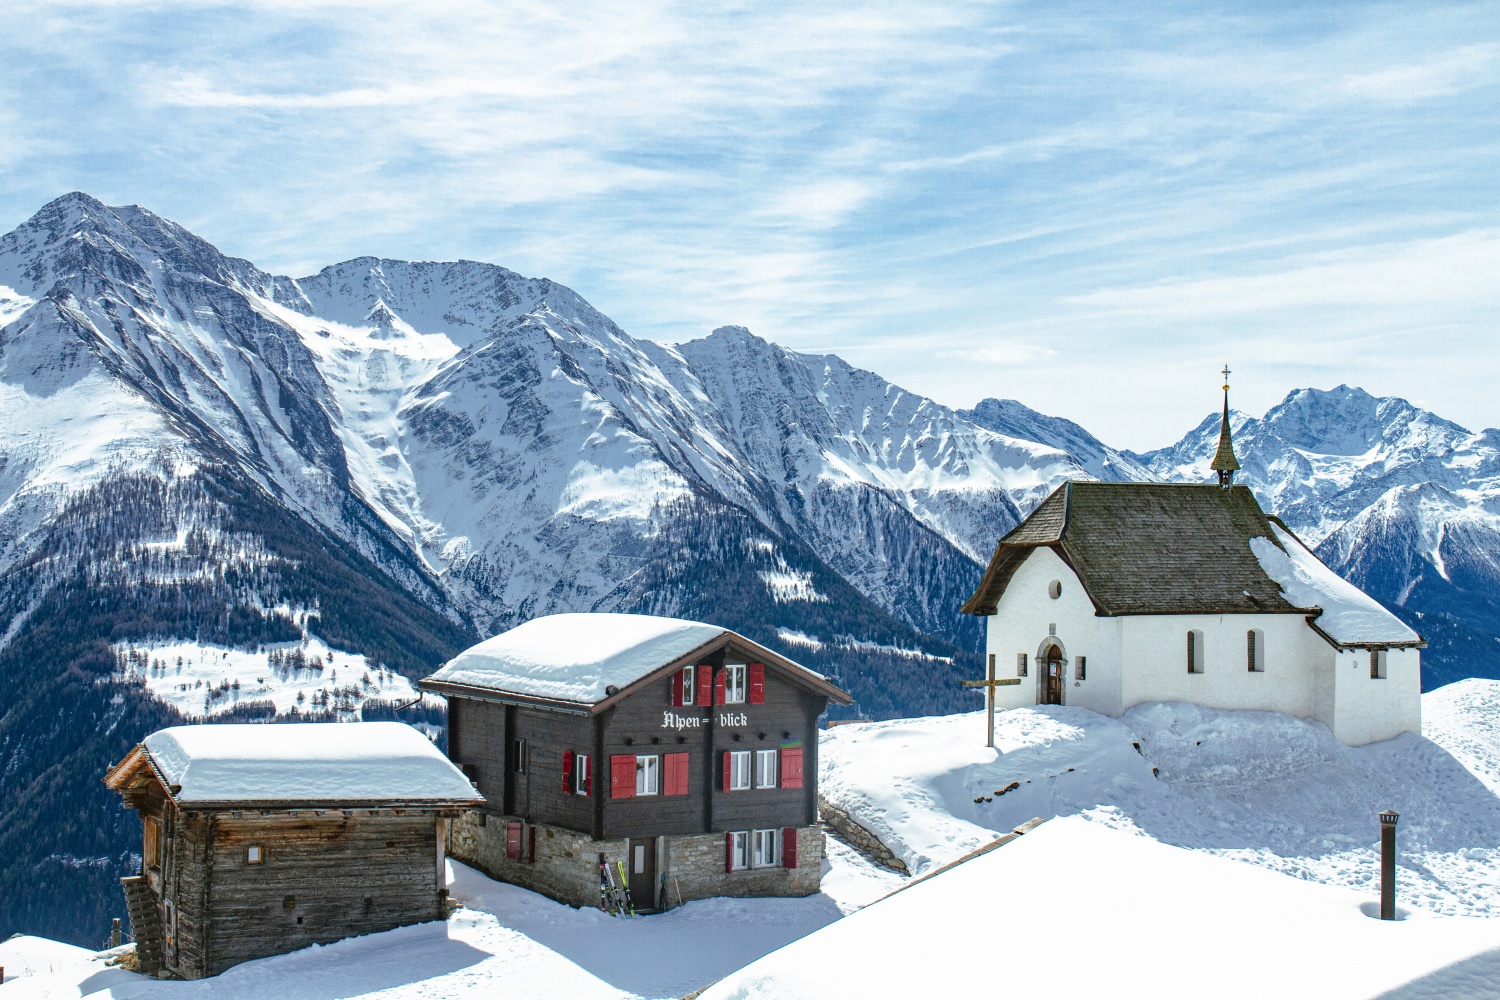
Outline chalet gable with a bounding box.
[421,613,852,713]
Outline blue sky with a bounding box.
[2,1,1496,448]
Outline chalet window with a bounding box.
[513,738,528,773]
[674,666,697,707]
[1017,653,1028,678]
[725,750,752,791]
[246,845,264,865]
[755,748,779,788]
[751,828,780,868]
[727,831,750,871]
[1371,650,1387,679]
[569,752,591,796]
[1247,630,1265,672]
[724,664,748,704]
[636,754,660,795]
[1075,656,1087,681]
[779,745,804,789]
[1187,630,1205,674]
[663,752,690,795]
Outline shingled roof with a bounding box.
[962,482,1301,617]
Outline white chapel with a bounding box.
[961,381,1424,747]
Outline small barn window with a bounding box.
[635,754,660,795]
[751,829,780,868]
[1371,650,1387,679]
[723,664,748,704]
[1247,630,1265,672]
[1075,656,1087,681]
[1187,630,1205,673]
[755,748,779,788]
[1048,579,1062,600]
[1017,653,1028,677]
[246,845,264,865]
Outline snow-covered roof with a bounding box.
[425,613,729,704]
[1251,523,1420,646]
[137,722,480,804]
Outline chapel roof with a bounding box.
[421,612,852,711]
[961,482,1421,647]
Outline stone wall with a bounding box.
[449,812,825,912]
[817,795,908,874]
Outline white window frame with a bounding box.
[681,665,696,706]
[574,753,590,795]
[751,828,780,869]
[755,748,779,788]
[728,750,753,791]
[636,754,660,795]
[730,830,750,871]
[724,663,747,704]
[1371,649,1387,679]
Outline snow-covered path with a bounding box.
[819,682,1500,916]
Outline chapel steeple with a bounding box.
[1210,365,1240,487]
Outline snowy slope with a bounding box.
[819,688,1500,915]
[700,817,1500,1000]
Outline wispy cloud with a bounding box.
[1,1,1496,446]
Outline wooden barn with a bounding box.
[420,613,853,912]
[104,721,482,979]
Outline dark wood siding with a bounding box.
[448,696,508,809]
[203,812,443,977]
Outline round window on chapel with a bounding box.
[1048,580,1062,600]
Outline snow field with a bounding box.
[699,816,1500,1000]
[819,687,1500,916]
[114,636,427,720]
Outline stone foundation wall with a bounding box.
[449,813,825,911]
[817,795,909,874]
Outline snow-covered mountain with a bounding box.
[1133,386,1500,684]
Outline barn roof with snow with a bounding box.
[421,612,851,711]
[104,722,482,807]
[962,481,1421,649]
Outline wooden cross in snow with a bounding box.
[963,654,1022,749]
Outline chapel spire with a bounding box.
[1210,365,1240,487]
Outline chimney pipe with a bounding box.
[1379,810,1399,920]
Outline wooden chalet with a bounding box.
[420,613,853,912]
[104,722,482,979]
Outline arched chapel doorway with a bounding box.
[1041,642,1065,706]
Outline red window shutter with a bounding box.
[663,752,688,796]
[610,754,636,799]
[672,669,683,707]
[780,746,804,789]
[725,832,734,873]
[505,821,522,860]
[782,828,798,869]
[583,755,592,796]
[714,670,726,706]
[562,750,574,795]
[749,663,765,704]
[722,750,733,791]
[696,667,712,707]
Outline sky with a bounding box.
[1,0,1496,449]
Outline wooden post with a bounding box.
[962,654,1022,749]
[1380,810,1399,919]
[111,917,122,948]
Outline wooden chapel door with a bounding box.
[1044,652,1064,705]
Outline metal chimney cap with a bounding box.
[1379,810,1400,825]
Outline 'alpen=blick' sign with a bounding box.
[661,711,750,730]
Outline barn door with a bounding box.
[628,837,657,910]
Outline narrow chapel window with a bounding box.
[1016,653,1028,677]
[1246,630,1265,672]
[1371,650,1387,679]
[1187,631,1204,673]
[1075,656,1086,681]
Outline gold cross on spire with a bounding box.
[1222,364,1231,391]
